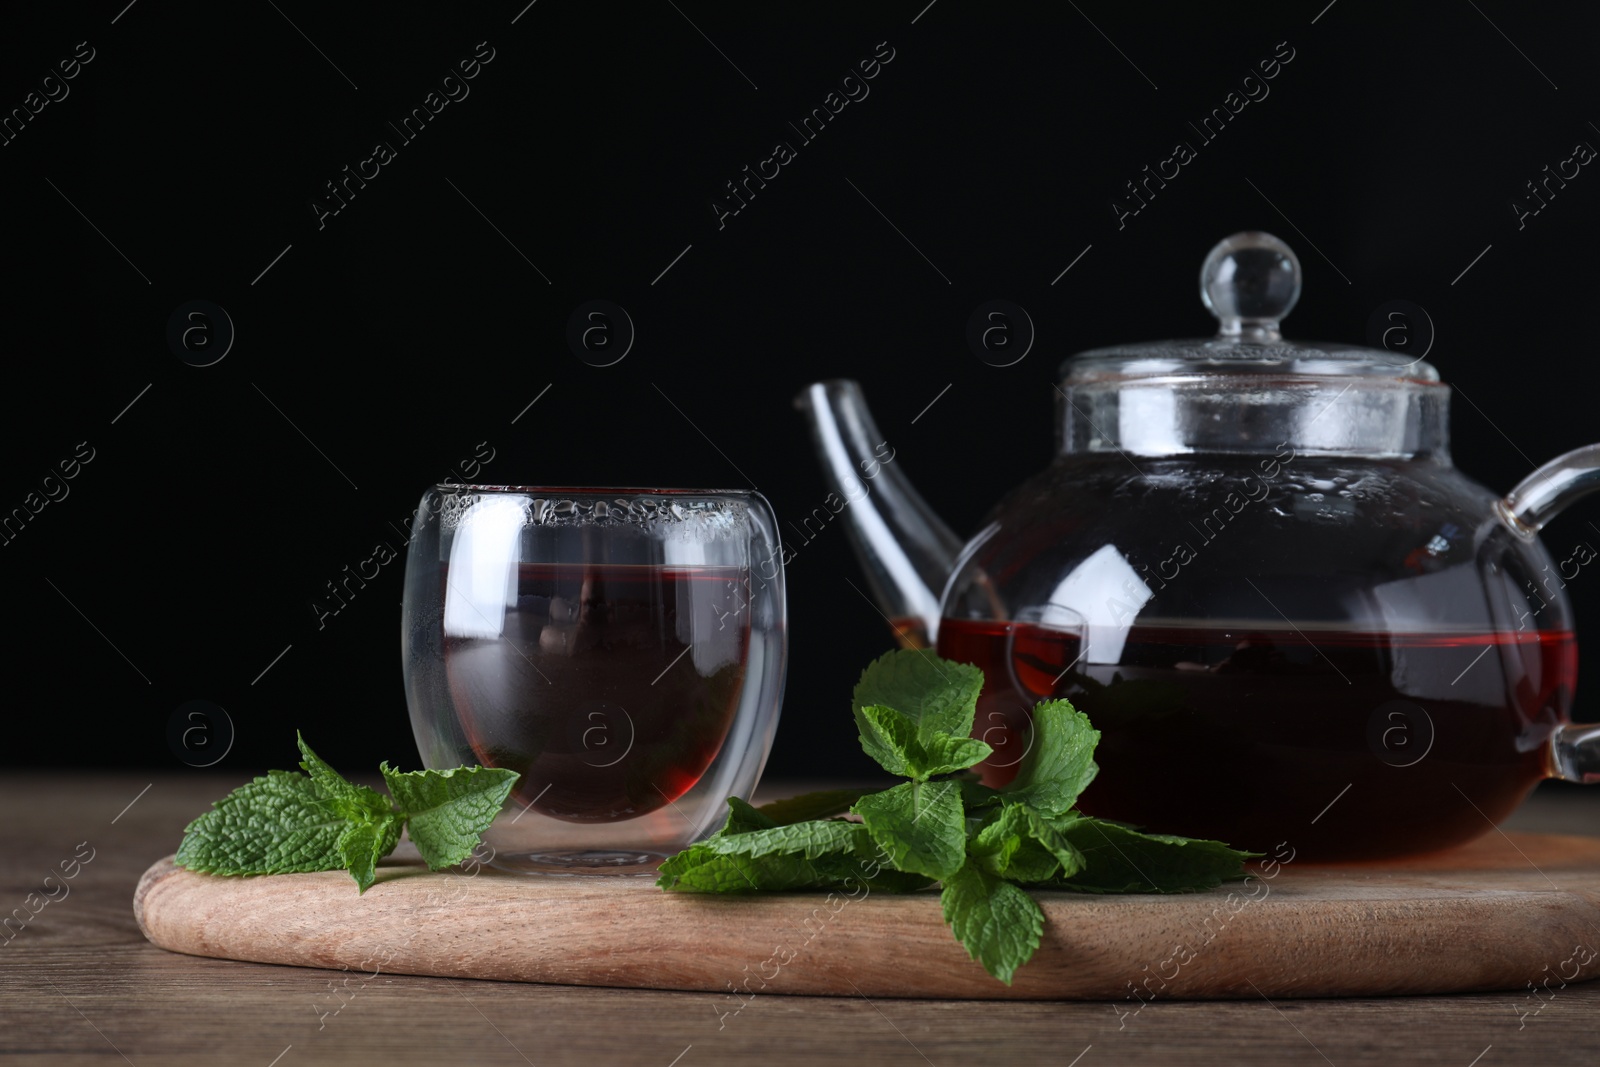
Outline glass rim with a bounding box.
[431,483,753,496]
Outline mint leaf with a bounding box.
[704,812,934,889]
[657,844,840,893]
[756,788,872,825]
[853,649,984,747]
[852,780,966,881]
[1043,816,1253,893]
[297,733,395,822]
[916,733,994,779]
[858,705,993,780]
[713,796,780,836]
[295,733,362,801]
[969,803,1064,884]
[856,703,919,777]
[175,770,350,875]
[834,830,938,892]
[685,800,931,889]
[659,822,934,894]
[704,797,935,889]
[1001,700,1099,816]
[968,803,1029,879]
[940,861,1045,985]
[296,733,404,890]
[1020,807,1084,880]
[379,763,520,870]
[703,819,861,861]
[337,819,399,894]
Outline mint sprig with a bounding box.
[174,733,517,893]
[659,649,1256,985]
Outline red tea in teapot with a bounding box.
[937,617,1575,860]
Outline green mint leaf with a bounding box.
[338,817,404,894]
[297,734,405,891]
[713,796,781,837]
[659,823,935,894]
[833,830,938,892]
[657,845,840,893]
[175,770,350,875]
[859,705,994,780]
[969,803,1064,884]
[702,818,861,861]
[296,733,396,822]
[852,779,966,881]
[756,787,873,825]
[1042,816,1253,893]
[852,649,984,747]
[706,797,929,886]
[968,804,1026,878]
[1001,699,1099,816]
[940,861,1045,985]
[916,733,994,779]
[379,763,519,870]
[856,703,919,777]
[1020,806,1084,880]
[294,732,361,800]
[706,798,928,886]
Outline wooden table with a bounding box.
[4,774,1598,1066]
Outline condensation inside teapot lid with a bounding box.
[1063,231,1441,382]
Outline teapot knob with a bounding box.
[1200,231,1302,342]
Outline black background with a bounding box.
[5,1,1599,779]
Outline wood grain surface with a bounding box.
[132,833,1600,1000]
[6,773,1600,1066]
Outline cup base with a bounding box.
[490,849,666,877]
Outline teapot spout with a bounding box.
[794,380,962,648]
[1496,443,1600,537]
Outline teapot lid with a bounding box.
[1062,231,1441,383]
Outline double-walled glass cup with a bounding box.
[402,486,786,874]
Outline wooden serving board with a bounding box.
[134,832,1600,1000]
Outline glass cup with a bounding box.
[401,486,786,874]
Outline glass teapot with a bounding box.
[797,231,1600,861]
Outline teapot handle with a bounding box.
[1501,443,1600,784]
[1496,443,1600,536]
[1552,724,1600,784]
